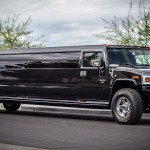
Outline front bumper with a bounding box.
[142,86,150,108]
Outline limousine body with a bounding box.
[0,45,150,124]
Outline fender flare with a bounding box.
[112,78,138,86]
[109,78,138,103]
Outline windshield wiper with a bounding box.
[136,64,150,66]
[120,63,135,67]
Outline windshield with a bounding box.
[108,48,150,66]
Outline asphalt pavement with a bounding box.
[0,104,150,150]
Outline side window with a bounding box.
[83,52,104,67]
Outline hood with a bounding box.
[138,69,150,75]
[114,67,150,75]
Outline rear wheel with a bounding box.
[111,88,143,125]
[3,102,21,111]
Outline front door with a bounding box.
[79,51,109,100]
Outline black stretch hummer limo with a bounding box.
[0,45,150,124]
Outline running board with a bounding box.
[0,96,109,106]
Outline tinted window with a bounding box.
[108,48,150,66]
[83,52,104,67]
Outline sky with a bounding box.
[0,0,150,47]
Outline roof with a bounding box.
[0,45,149,55]
[0,45,105,55]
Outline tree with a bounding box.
[94,0,150,46]
[0,14,45,50]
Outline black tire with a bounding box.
[111,88,143,125]
[3,102,21,111]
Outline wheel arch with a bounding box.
[109,79,142,105]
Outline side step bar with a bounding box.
[0,96,109,106]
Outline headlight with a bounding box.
[142,76,150,85]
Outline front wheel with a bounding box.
[111,88,143,125]
[3,102,21,111]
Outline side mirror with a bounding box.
[90,59,101,67]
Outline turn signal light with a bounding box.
[132,76,140,79]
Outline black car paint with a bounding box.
[0,45,150,108]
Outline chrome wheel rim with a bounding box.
[116,97,131,118]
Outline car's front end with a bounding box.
[108,46,150,112]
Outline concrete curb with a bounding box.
[21,105,112,116]
[0,103,112,116]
